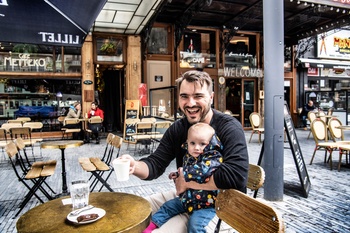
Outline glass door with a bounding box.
[226,78,257,127]
[242,79,256,127]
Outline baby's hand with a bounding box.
[168,171,179,180]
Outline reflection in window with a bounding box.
[180,30,216,69]
[147,27,169,54]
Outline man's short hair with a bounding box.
[176,70,213,94]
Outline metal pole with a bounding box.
[263,0,284,201]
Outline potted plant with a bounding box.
[100,41,117,55]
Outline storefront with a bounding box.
[0,42,82,130]
[297,29,350,125]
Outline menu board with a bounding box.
[123,100,142,142]
[284,102,311,198]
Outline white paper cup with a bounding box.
[70,180,89,210]
[113,159,130,181]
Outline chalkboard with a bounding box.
[284,102,311,198]
[123,100,141,143]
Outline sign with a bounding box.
[317,29,350,60]
[284,102,311,198]
[123,100,142,143]
[83,80,93,85]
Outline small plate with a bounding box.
[67,207,106,224]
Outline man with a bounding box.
[120,70,249,232]
[301,100,316,130]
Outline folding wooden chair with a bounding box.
[151,121,172,151]
[6,141,56,218]
[85,116,104,143]
[9,126,39,159]
[215,189,284,232]
[63,118,81,139]
[79,134,123,192]
[214,164,265,231]
[14,137,57,196]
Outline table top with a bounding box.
[16,192,152,233]
[336,125,350,130]
[41,140,84,149]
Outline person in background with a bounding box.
[301,100,316,130]
[143,123,223,233]
[65,102,84,140]
[119,70,249,232]
[87,102,104,144]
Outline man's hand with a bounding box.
[174,167,187,195]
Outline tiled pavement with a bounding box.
[0,128,350,232]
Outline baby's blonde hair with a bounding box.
[188,122,215,139]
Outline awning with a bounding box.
[298,58,350,69]
[0,0,107,47]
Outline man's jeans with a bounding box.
[302,115,307,127]
[152,197,216,233]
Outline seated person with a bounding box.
[87,102,104,144]
[300,100,316,129]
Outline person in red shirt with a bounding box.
[87,102,104,144]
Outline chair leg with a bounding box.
[249,131,255,143]
[307,131,312,139]
[309,148,317,165]
[91,171,114,192]
[214,219,222,233]
[338,151,343,172]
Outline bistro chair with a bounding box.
[16,117,31,123]
[85,116,104,142]
[248,112,264,144]
[6,141,56,218]
[328,118,350,171]
[307,111,317,139]
[309,118,339,170]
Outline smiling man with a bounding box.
[120,70,249,232]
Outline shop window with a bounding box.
[180,30,216,69]
[147,27,170,54]
[94,36,125,64]
[225,34,257,69]
[0,78,81,126]
[0,42,81,73]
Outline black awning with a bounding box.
[0,0,107,47]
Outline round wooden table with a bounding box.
[41,140,84,196]
[16,192,152,233]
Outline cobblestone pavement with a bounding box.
[0,128,350,232]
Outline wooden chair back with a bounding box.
[328,117,344,142]
[249,112,262,129]
[9,127,32,140]
[307,111,317,124]
[311,118,328,144]
[1,122,23,133]
[318,110,326,123]
[64,118,80,126]
[215,189,285,232]
[88,116,103,124]
[0,128,7,141]
[247,164,265,191]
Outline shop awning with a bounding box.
[0,0,107,47]
[298,58,350,69]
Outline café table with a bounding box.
[16,192,152,233]
[41,140,84,196]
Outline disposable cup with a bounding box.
[113,159,130,181]
[70,180,89,210]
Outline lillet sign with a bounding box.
[0,0,106,46]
